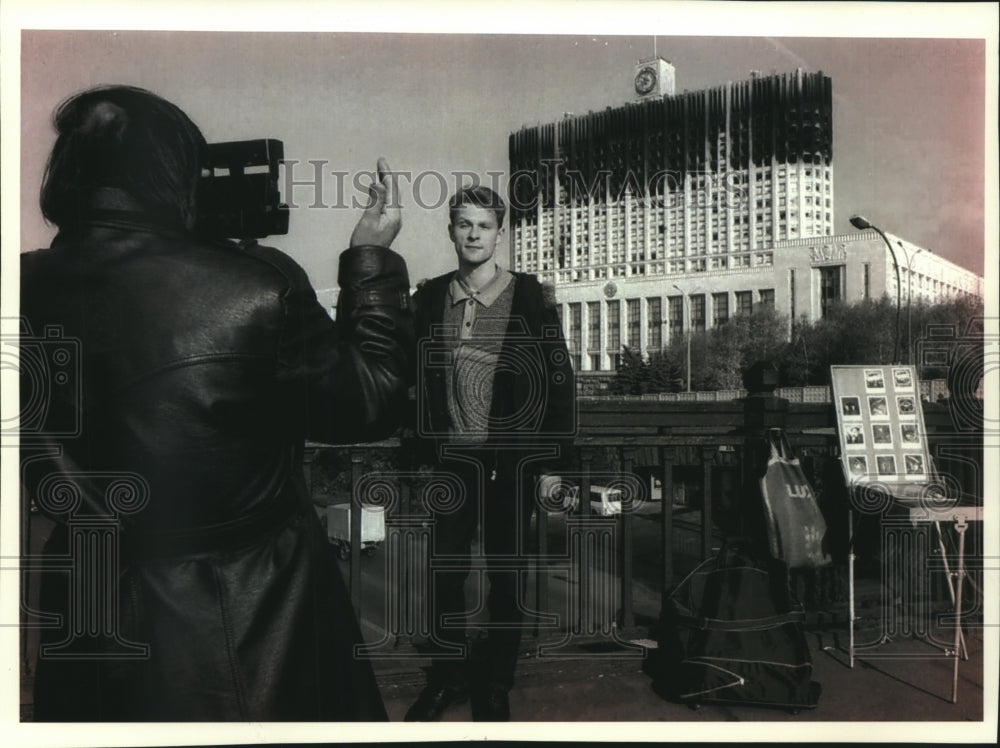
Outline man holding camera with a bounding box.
[21,85,412,721]
[407,186,576,721]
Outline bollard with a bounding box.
[741,361,789,538]
[659,446,675,599]
[350,449,364,610]
[742,360,788,432]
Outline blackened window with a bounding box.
[607,300,621,351]
[713,293,729,326]
[789,269,796,320]
[690,295,706,332]
[587,302,601,350]
[735,291,753,316]
[568,303,582,352]
[668,296,683,342]
[626,299,641,349]
[820,265,844,317]
[647,297,662,349]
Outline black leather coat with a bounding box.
[20,210,412,721]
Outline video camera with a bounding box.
[197,139,289,240]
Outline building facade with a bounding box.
[508,61,982,371]
[509,65,835,291]
[552,230,982,371]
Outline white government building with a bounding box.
[506,59,983,371]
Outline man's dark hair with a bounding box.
[448,185,506,229]
[40,85,207,230]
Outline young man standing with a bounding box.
[407,186,575,721]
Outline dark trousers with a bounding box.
[427,448,535,692]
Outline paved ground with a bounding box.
[374,626,985,724]
[364,506,988,734]
[19,506,990,739]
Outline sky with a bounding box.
[14,25,991,292]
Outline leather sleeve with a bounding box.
[277,245,414,444]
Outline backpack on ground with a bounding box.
[651,540,821,712]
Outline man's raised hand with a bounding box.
[350,157,401,248]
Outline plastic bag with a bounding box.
[760,428,831,569]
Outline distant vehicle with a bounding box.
[327,503,386,558]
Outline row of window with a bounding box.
[517,220,831,255]
[515,215,830,246]
[564,289,776,355]
[535,253,780,280]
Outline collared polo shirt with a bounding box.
[442,265,515,440]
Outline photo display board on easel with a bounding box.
[830,365,933,489]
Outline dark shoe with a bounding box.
[471,685,510,722]
[404,684,468,721]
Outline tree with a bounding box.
[777,295,984,385]
[798,297,898,383]
[664,305,790,391]
[608,296,983,392]
[609,346,683,395]
[908,295,984,379]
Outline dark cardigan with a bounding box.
[413,270,577,473]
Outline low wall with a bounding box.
[578,378,950,403]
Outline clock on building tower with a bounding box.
[632,57,676,101]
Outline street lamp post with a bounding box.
[895,239,924,365]
[672,284,691,392]
[849,215,902,364]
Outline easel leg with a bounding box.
[951,518,968,704]
[935,520,969,661]
[849,507,855,669]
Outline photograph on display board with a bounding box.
[845,424,865,446]
[864,369,886,390]
[841,396,862,417]
[897,395,917,416]
[872,424,892,444]
[848,455,868,478]
[893,368,914,389]
[900,423,920,444]
[868,396,889,418]
[876,455,897,476]
[904,454,926,476]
